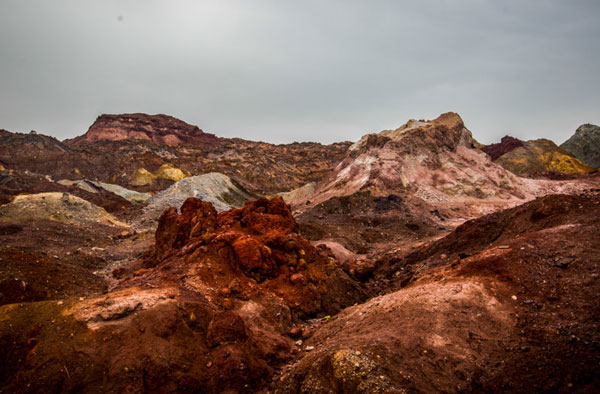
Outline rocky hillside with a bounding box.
[277,191,600,393]
[0,197,366,393]
[283,114,597,256]
[560,123,600,168]
[67,113,220,146]
[0,114,350,195]
[482,136,594,175]
[1,111,599,393]
[285,113,529,210]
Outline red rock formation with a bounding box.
[69,113,219,146]
[481,135,525,160]
[155,196,316,283]
[0,197,365,393]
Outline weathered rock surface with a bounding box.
[0,168,131,213]
[286,113,598,257]
[560,123,600,168]
[67,113,219,146]
[480,135,525,160]
[0,197,365,393]
[277,191,600,393]
[0,114,351,195]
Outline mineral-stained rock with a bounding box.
[0,192,128,227]
[277,192,600,393]
[489,138,594,175]
[139,172,257,227]
[0,197,365,394]
[68,113,219,146]
[154,163,187,181]
[131,167,156,186]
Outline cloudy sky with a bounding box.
[0,1,598,144]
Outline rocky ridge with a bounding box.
[0,111,599,393]
[0,115,350,196]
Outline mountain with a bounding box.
[560,123,600,168]
[482,136,594,175]
[1,111,599,393]
[283,113,596,256]
[285,113,529,209]
[67,113,219,146]
[0,114,350,195]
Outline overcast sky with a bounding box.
[0,1,598,145]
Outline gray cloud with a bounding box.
[0,0,598,144]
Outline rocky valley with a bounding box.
[0,113,598,393]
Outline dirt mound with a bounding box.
[68,113,219,146]
[493,138,594,175]
[276,192,600,393]
[0,197,365,393]
[480,135,525,160]
[0,192,128,227]
[560,123,600,168]
[297,191,445,256]
[139,172,257,227]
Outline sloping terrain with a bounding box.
[0,197,365,393]
[285,113,596,257]
[0,114,350,196]
[480,135,525,160]
[285,113,530,214]
[560,123,600,168]
[276,191,600,393]
[0,192,128,227]
[1,111,599,393]
[0,168,131,213]
[485,138,594,175]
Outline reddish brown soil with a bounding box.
[297,191,447,254]
[0,220,117,306]
[0,197,366,394]
[274,191,600,393]
[481,135,525,160]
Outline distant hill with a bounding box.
[482,136,593,175]
[560,123,600,168]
